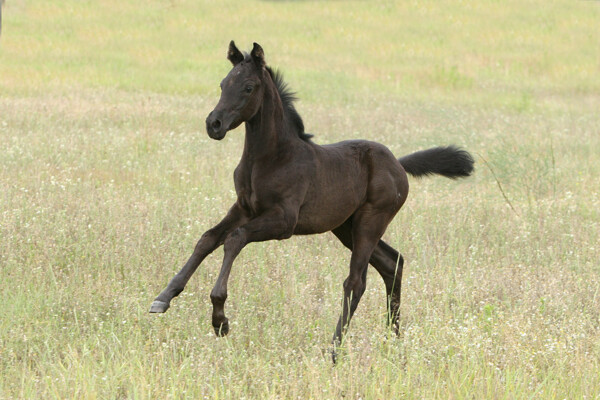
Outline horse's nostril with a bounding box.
[212,119,222,131]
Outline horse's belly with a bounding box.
[293,196,361,235]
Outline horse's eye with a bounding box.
[245,86,253,93]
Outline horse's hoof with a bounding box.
[149,300,170,313]
[331,350,338,364]
[213,321,229,337]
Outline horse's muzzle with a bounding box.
[206,111,227,140]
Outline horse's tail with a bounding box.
[398,145,474,179]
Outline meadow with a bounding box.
[1,0,599,398]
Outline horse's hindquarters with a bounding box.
[293,140,407,235]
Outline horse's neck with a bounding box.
[242,87,288,160]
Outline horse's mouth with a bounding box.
[208,130,227,140]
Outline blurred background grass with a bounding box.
[1,0,598,108]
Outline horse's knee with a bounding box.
[195,229,219,252]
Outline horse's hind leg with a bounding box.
[331,210,392,361]
[374,240,404,334]
[331,220,404,334]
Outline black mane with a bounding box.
[266,66,314,142]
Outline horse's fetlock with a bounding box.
[210,291,227,305]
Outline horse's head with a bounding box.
[206,41,267,140]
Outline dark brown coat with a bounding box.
[150,42,474,361]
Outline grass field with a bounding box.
[1,0,600,398]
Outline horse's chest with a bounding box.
[234,165,275,216]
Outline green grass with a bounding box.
[1,0,599,398]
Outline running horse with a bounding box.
[150,41,474,361]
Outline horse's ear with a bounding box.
[250,42,265,68]
[227,40,244,66]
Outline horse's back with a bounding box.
[321,140,409,211]
[319,139,407,186]
[293,139,408,234]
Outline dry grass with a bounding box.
[1,0,599,398]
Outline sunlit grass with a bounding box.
[1,0,599,398]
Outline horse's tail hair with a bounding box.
[398,145,474,179]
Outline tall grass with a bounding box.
[1,0,599,398]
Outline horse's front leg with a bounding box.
[210,207,296,336]
[149,204,248,313]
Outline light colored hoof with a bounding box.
[149,300,169,313]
